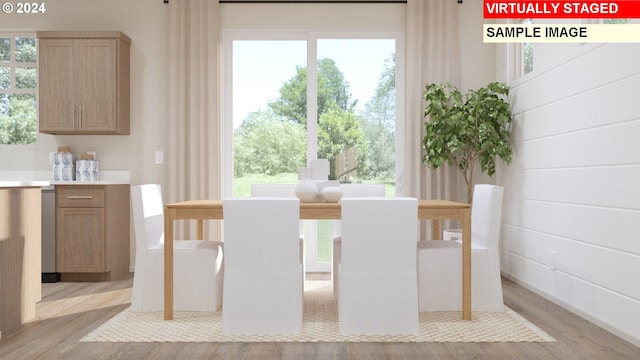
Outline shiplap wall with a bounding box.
[496,42,640,345]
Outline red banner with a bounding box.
[484,1,640,18]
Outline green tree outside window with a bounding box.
[0,35,38,145]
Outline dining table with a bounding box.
[163,199,472,320]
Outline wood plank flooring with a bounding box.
[1,274,639,360]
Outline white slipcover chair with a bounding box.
[222,197,303,335]
[332,184,386,298]
[251,183,305,272]
[250,183,297,198]
[130,184,223,312]
[338,197,419,335]
[417,184,505,312]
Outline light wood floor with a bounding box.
[1,274,638,360]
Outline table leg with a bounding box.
[432,219,440,240]
[461,207,472,320]
[197,219,204,240]
[164,208,174,320]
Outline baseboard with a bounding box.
[41,272,61,283]
[502,272,640,348]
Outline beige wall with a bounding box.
[0,0,169,189]
[457,0,498,197]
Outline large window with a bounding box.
[221,2,405,272]
[224,32,403,271]
[0,33,38,145]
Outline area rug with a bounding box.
[81,281,555,343]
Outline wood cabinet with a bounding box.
[38,31,130,135]
[56,185,130,281]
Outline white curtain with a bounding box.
[405,0,461,238]
[167,0,221,240]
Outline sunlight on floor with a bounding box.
[36,287,132,319]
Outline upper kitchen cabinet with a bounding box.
[37,31,130,135]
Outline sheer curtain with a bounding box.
[167,0,221,240]
[405,0,461,239]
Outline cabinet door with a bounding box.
[38,39,76,132]
[76,39,118,132]
[56,207,105,273]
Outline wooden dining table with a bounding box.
[163,199,472,320]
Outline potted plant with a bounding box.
[422,82,513,203]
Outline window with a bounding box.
[224,32,402,271]
[522,19,533,76]
[221,2,405,272]
[0,33,38,145]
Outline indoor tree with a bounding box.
[422,82,513,203]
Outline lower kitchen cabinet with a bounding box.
[56,184,129,281]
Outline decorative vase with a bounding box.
[321,182,342,203]
[295,167,318,203]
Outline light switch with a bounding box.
[155,151,164,165]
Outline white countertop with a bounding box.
[0,170,130,185]
[0,181,50,188]
[52,181,128,185]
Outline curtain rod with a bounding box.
[162,1,463,4]
[163,1,412,3]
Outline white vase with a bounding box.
[295,167,318,202]
[321,184,342,203]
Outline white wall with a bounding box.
[0,0,169,189]
[497,41,640,345]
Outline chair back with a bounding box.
[251,184,297,197]
[471,184,504,250]
[131,184,164,250]
[333,184,386,236]
[341,197,417,275]
[340,183,386,198]
[339,196,419,334]
[222,197,303,334]
[223,197,300,274]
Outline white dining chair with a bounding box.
[130,184,223,312]
[250,183,298,198]
[338,197,419,335]
[417,184,505,312]
[222,197,303,335]
[331,183,386,298]
[251,183,305,273]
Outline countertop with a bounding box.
[0,170,130,186]
[52,181,129,185]
[0,181,50,188]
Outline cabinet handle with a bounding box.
[78,105,82,130]
[73,106,77,129]
[66,195,94,199]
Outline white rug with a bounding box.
[82,281,555,343]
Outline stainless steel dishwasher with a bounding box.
[41,185,60,282]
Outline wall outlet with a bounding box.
[155,151,164,165]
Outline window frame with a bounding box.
[222,30,405,197]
